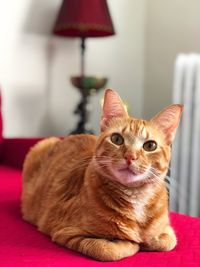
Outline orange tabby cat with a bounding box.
[22,89,183,261]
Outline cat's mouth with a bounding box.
[118,166,142,176]
[112,166,149,186]
[108,164,153,186]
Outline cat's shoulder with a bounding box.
[62,134,97,142]
[61,134,98,149]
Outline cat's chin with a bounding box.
[111,167,150,187]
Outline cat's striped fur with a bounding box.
[22,89,183,261]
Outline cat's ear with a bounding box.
[101,89,128,131]
[151,104,183,145]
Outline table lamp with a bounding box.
[53,0,115,133]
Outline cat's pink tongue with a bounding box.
[119,167,138,176]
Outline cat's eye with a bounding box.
[143,140,157,152]
[111,133,124,145]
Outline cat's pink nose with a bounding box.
[124,154,138,165]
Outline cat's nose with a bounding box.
[124,154,138,165]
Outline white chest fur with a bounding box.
[131,186,155,223]
[117,185,158,242]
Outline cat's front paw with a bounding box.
[153,232,177,251]
[142,226,177,252]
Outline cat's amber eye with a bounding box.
[143,140,157,152]
[111,133,124,146]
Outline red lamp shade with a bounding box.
[53,0,115,38]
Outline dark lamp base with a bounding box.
[70,76,107,134]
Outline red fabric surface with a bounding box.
[0,93,3,157]
[0,93,2,141]
[0,138,42,169]
[1,165,200,266]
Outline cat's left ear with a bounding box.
[101,89,128,131]
[151,104,183,145]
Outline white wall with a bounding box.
[0,0,61,137]
[0,0,146,137]
[143,0,200,119]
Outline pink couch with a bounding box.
[1,95,200,267]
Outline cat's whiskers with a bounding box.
[94,156,118,164]
[162,167,189,204]
[82,156,170,192]
[93,156,121,171]
[138,164,168,188]
[67,155,94,173]
[149,167,170,188]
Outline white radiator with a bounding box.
[170,54,200,217]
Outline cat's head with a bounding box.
[94,89,183,187]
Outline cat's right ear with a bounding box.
[100,89,128,131]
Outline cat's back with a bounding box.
[23,134,97,180]
[51,134,98,174]
[22,134,97,224]
[41,134,98,192]
[57,134,98,160]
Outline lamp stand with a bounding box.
[70,89,92,134]
[70,38,107,134]
[81,37,85,77]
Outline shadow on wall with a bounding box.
[23,0,60,37]
[20,0,80,136]
[4,86,49,137]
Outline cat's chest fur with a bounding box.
[117,186,155,242]
[126,185,154,223]
[132,198,148,223]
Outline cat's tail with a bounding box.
[22,137,60,183]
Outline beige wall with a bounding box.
[143,0,200,119]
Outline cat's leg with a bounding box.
[142,225,177,252]
[52,228,139,261]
